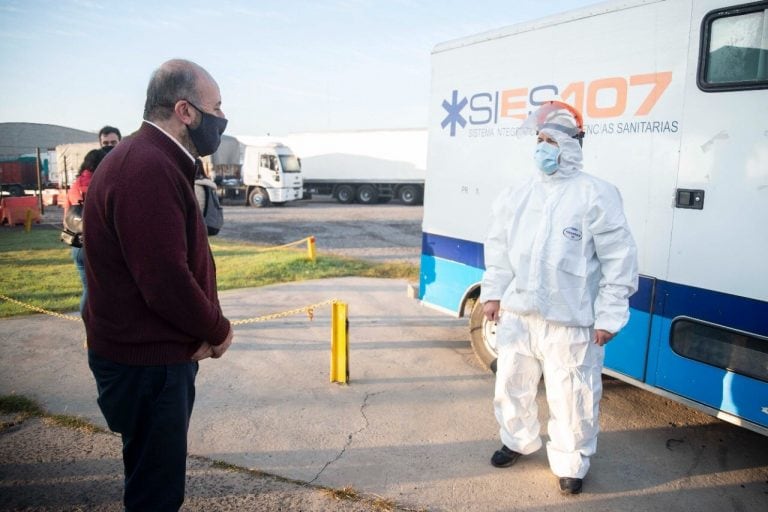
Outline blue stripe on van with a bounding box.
[421,231,768,336]
[422,232,484,269]
[654,280,768,337]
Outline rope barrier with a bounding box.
[230,298,339,325]
[2,292,350,382]
[250,236,310,252]
[0,293,339,327]
[243,236,317,262]
[0,294,81,322]
[2,234,320,322]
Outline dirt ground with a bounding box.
[0,414,409,511]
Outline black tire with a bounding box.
[335,184,355,204]
[356,184,379,204]
[469,298,498,370]
[8,185,25,197]
[398,185,421,205]
[248,187,270,207]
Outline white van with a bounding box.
[418,0,768,434]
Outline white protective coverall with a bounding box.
[480,127,638,479]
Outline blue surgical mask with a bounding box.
[534,142,560,175]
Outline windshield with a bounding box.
[279,155,301,173]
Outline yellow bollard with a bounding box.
[24,209,33,232]
[307,235,317,262]
[330,301,349,384]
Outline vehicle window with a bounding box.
[670,318,768,383]
[279,155,301,173]
[699,3,768,91]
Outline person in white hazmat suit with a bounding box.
[480,101,638,495]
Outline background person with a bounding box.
[82,59,232,511]
[98,125,121,150]
[480,102,638,496]
[66,148,106,313]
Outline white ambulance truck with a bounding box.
[418,0,768,434]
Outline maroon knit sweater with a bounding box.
[83,122,230,365]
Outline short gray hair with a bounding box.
[143,59,206,121]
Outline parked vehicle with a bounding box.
[281,129,426,205]
[215,140,303,207]
[418,0,768,435]
[55,143,99,189]
[0,156,44,196]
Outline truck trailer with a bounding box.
[0,156,44,196]
[418,0,768,435]
[281,129,427,205]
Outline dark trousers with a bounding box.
[88,350,198,512]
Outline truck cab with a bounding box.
[241,143,303,207]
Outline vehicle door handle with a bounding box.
[675,189,705,210]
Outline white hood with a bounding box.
[538,127,582,180]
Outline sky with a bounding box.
[0,0,601,138]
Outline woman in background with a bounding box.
[68,148,107,313]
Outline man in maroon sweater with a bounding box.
[83,59,233,511]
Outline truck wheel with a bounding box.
[335,185,355,204]
[356,184,379,204]
[8,185,25,197]
[248,187,270,208]
[398,185,421,205]
[469,298,498,370]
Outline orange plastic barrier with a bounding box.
[1,196,41,226]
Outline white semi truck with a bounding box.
[281,129,427,205]
[214,137,303,207]
[419,0,768,434]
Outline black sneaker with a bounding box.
[490,445,521,468]
[558,477,583,495]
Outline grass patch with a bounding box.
[211,459,248,473]
[0,227,418,318]
[0,227,84,317]
[45,414,106,433]
[0,394,44,416]
[0,394,104,433]
[323,485,360,501]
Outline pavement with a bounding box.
[1,277,767,511]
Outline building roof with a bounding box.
[0,122,97,158]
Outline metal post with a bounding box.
[330,301,349,384]
[24,208,33,232]
[307,236,317,262]
[35,148,44,215]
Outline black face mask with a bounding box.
[101,145,114,154]
[186,100,228,157]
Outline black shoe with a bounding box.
[558,477,583,495]
[490,445,521,468]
